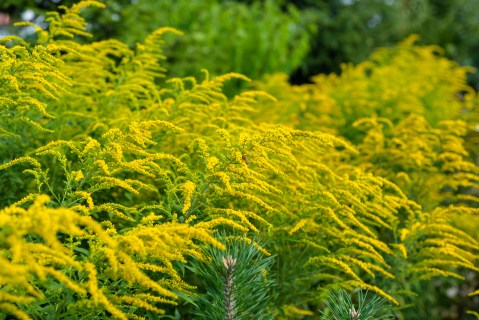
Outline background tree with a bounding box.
[2,0,479,86]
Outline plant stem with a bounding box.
[222,255,237,320]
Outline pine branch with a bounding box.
[222,255,237,320]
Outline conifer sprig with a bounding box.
[223,255,238,320]
[187,235,275,320]
[319,288,393,320]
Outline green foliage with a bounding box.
[0,195,225,320]
[256,36,478,209]
[289,0,479,87]
[1,0,313,83]
[119,0,314,81]
[1,2,479,319]
[4,0,479,88]
[187,235,275,319]
[255,36,479,319]
[319,288,393,320]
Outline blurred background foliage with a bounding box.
[1,0,479,87]
[0,0,314,82]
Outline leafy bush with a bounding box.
[5,0,479,88]
[288,0,479,88]
[0,0,314,82]
[1,2,478,319]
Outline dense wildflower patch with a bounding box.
[1,2,478,319]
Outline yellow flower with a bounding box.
[74,170,84,182]
[206,156,219,171]
[181,181,196,214]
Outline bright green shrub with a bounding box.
[1,0,314,83]
[1,2,478,319]
[126,0,314,81]
[5,0,479,89]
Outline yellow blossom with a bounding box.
[181,181,196,214]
